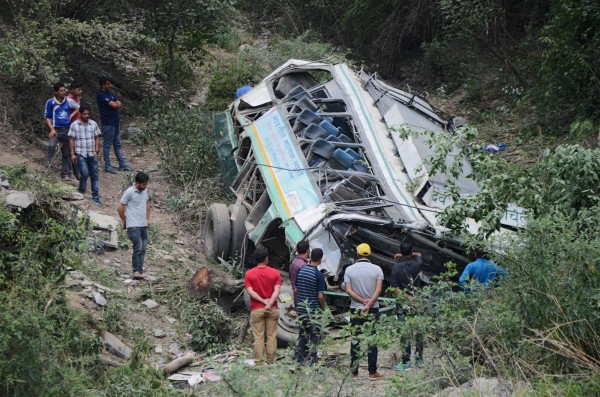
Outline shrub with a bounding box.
[0,200,102,396]
[144,102,221,184]
[179,299,236,353]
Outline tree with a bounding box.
[142,0,236,96]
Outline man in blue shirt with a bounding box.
[459,249,506,290]
[97,76,132,173]
[45,82,79,179]
[295,248,327,365]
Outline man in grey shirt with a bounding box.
[118,172,151,279]
[344,243,384,380]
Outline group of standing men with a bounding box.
[45,77,132,204]
[45,78,153,280]
[244,240,505,379]
[244,240,386,378]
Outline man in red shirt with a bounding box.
[244,248,282,364]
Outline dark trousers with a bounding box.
[350,307,380,375]
[127,227,148,273]
[77,154,99,198]
[297,314,320,365]
[402,334,424,363]
[48,128,71,177]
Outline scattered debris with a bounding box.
[82,210,119,249]
[162,352,195,374]
[188,373,204,387]
[203,371,221,382]
[483,143,507,153]
[244,359,256,367]
[103,331,132,359]
[142,299,159,309]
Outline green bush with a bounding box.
[179,299,236,353]
[0,202,102,396]
[145,102,221,186]
[538,0,600,122]
[206,50,266,111]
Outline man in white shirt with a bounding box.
[118,172,151,279]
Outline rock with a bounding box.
[175,240,185,245]
[69,271,86,280]
[5,191,35,208]
[65,279,82,288]
[103,331,132,359]
[0,179,9,190]
[168,342,179,353]
[166,317,177,325]
[61,192,84,201]
[162,255,175,261]
[453,116,468,128]
[142,299,159,309]
[153,329,166,338]
[239,44,251,52]
[155,346,163,354]
[81,280,94,287]
[93,291,107,306]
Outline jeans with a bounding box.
[250,307,279,364]
[48,128,71,177]
[350,307,380,375]
[101,125,126,170]
[76,154,99,198]
[127,227,148,274]
[297,313,320,365]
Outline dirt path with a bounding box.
[1,134,410,395]
[1,131,204,363]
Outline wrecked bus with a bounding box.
[208,60,523,344]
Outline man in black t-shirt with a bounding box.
[391,243,424,371]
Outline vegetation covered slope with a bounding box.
[0,0,598,395]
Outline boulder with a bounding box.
[103,331,132,359]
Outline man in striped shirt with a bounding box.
[69,105,102,205]
[295,248,327,365]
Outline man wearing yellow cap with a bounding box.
[344,243,384,380]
